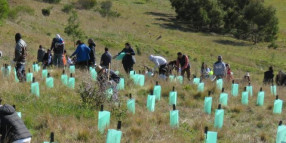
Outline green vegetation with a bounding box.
[42,6,53,16]
[42,0,61,4]
[98,1,121,18]
[78,0,97,9]
[8,6,34,20]
[64,11,85,46]
[170,0,279,44]
[0,0,9,22]
[62,4,74,13]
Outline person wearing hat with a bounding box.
[243,72,251,83]
[149,55,168,76]
[213,56,226,79]
[176,52,191,81]
[0,104,32,143]
[71,40,91,69]
[96,65,120,101]
[14,33,27,82]
[50,34,65,67]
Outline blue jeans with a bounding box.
[16,63,25,82]
[53,54,63,67]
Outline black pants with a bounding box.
[76,61,89,69]
[123,63,133,74]
[16,63,25,82]
[159,64,167,75]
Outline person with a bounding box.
[96,65,120,101]
[176,52,191,81]
[50,34,64,67]
[226,64,233,81]
[88,39,96,67]
[263,66,274,84]
[213,56,226,79]
[71,40,91,68]
[116,43,135,74]
[14,33,27,82]
[37,45,45,63]
[62,50,68,67]
[276,70,286,86]
[0,50,2,58]
[42,49,53,69]
[100,47,112,69]
[243,72,251,83]
[0,104,32,143]
[201,62,210,79]
[149,55,168,76]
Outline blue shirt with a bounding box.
[71,44,91,62]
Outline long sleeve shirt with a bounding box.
[71,44,91,62]
[150,56,167,69]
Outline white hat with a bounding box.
[56,34,61,39]
[245,72,250,77]
[149,55,154,61]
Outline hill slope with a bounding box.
[0,0,285,142]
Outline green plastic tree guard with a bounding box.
[91,69,97,81]
[169,75,175,82]
[204,97,212,114]
[198,82,205,92]
[14,71,19,83]
[116,52,126,60]
[69,65,75,74]
[214,109,224,128]
[129,71,136,78]
[105,88,113,99]
[26,73,33,83]
[46,77,54,88]
[273,99,283,114]
[256,91,265,106]
[33,64,40,72]
[271,85,277,96]
[138,75,145,87]
[31,82,40,97]
[42,69,48,79]
[147,95,156,112]
[216,79,223,91]
[169,91,177,106]
[241,91,249,105]
[61,74,68,86]
[89,67,93,71]
[17,112,22,118]
[206,131,217,143]
[193,78,200,85]
[170,110,179,127]
[176,76,183,84]
[106,129,122,143]
[117,78,125,90]
[276,125,286,143]
[115,71,119,75]
[127,99,135,114]
[246,86,253,96]
[219,93,228,106]
[133,74,139,85]
[68,77,75,89]
[231,83,239,96]
[154,85,161,101]
[98,111,111,133]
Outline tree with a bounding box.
[64,11,85,47]
[0,0,9,22]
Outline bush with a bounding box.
[78,0,97,9]
[42,0,60,3]
[8,6,34,20]
[98,1,120,18]
[62,4,74,13]
[42,9,50,16]
[0,0,9,21]
[268,42,278,49]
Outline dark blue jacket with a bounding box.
[118,48,135,65]
[71,44,91,62]
[100,52,112,68]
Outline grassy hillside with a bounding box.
[0,0,286,142]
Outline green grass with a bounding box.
[0,0,286,142]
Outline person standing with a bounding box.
[88,39,96,67]
[213,56,227,79]
[115,43,135,74]
[50,34,64,67]
[37,45,45,63]
[14,33,27,82]
[176,52,191,81]
[0,104,32,143]
[263,66,274,84]
[149,55,168,76]
[100,47,112,69]
[71,40,91,69]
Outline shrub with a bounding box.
[42,0,61,4]
[8,6,34,20]
[62,4,74,13]
[268,42,278,49]
[98,1,120,18]
[78,0,97,9]
[42,9,50,16]
[0,0,9,21]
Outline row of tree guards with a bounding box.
[0,63,284,143]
